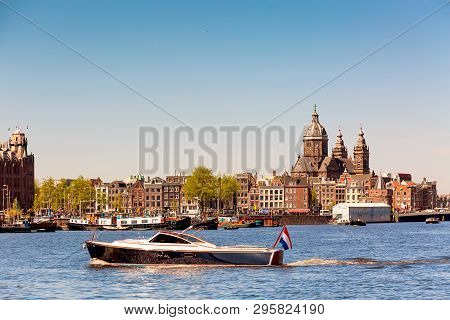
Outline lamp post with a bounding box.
[2,185,10,210]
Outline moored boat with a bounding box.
[349,219,366,226]
[223,224,239,230]
[85,230,284,266]
[0,220,31,233]
[425,217,440,224]
[31,220,57,232]
[192,218,219,230]
[102,226,130,231]
[67,219,102,231]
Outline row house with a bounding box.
[144,177,164,214]
[258,174,284,214]
[415,178,437,210]
[163,175,185,215]
[236,172,255,214]
[284,176,310,214]
[248,182,260,213]
[312,179,337,211]
[392,181,417,212]
[360,173,393,207]
[95,182,110,212]
[437,194,450,209]
[107,180,128,212]
[127,180,145,214]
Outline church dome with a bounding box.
[303,105,328,140]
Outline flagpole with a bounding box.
[272,225,285,248]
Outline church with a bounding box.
[291,105,370,180]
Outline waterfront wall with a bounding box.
[277,215,331,225]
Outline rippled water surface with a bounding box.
[1,223,449,299]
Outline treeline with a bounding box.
[34,176,95,213]
[183,166,240,214]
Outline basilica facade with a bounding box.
[291,105,370,180]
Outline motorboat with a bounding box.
[425,217,440,224]
[85,230,284,266]
[349,219,366,227]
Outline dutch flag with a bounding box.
[273,226,293,250]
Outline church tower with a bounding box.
[303,105,328,164]
[332,128,348,159]
[9,129,28,159]
[353,126,370,174]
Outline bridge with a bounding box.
[397,211,449,222]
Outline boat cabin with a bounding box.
[148,231,213,246]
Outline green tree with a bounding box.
[183,166,217,216]
[53,180,68,211]
[37,177,56,213]
[33,179,40,213]
[218,175,240,212]
[6,198,23,222]
[96,190,107,212]
[111,194,123,212]
[67,176,95,214]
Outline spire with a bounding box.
[353,124,370,174]
[375,171,386,190]
[332,127,348,158]
[312,104,319,122]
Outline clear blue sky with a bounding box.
[1,0,449,192]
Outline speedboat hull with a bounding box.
[85,241,283,266]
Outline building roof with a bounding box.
[303,105,328,140]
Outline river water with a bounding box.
[1,222,449,299]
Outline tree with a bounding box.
[5,198,23,222]
[111,194,123,212]
[33,179,40,213]
[183,166,217,216]
[96,190,107,212]
[218,175,240,212]
[67,176,95,214]
[53,180,68,211]
[311,188,319,212]
[36,177,56,213]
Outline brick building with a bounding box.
[284,176,310,214]
[392,181,417,212]
[291,106,370,180]
[360,173,393,207]
[236,172,255,214]
[0,129,34,212]
[144,177,164,214]
[163,175,185,214]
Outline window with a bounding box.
[150,234,190,244]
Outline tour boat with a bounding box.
[85,230,284,266]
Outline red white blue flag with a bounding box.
[273,226,293,250]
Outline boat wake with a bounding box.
[287,257,450,267]
[89,257,450,270]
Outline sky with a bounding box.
[0,0,449,193]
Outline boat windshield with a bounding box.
[149,232,210,245]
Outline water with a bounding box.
[1,223,449,299]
